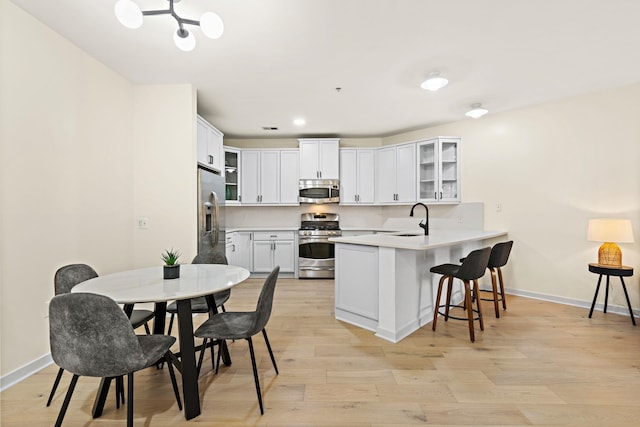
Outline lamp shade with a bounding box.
[174,29,196,51]
[200,12,224,39]
[587,219,634,243]
[114,0,143,29]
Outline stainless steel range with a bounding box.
[298,213,341,279]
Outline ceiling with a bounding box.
[10,0,640,139]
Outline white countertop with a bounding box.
[227,227,299,233]
[329,229,507,250]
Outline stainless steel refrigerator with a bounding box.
[197,166,226,257]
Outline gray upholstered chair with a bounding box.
[49,292,181,427]
[165,252,231,335]
[47,264,155,407]
[194,266,280,415]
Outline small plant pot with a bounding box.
[163,264,180,280]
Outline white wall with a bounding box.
[383,85,640,307]
[0,1,198,380]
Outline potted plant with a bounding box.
[162,248,181,279]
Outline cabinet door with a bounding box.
[273,240,295,273]
[241,150,260,204]
[252,241,273,273]
[318,139,340,179]
[236,232,253,271]
[356,149,376,204]
[299,140,319,179]
[208,126,224,173]
[224,148,240,203]
[395,144,416,203]
[375,146,397,203]
[259,150,280,204]
[339,149,358,204]
[196,119,210,166]
[438,139,460,202]
[280,150,300,204]
[417,140,438,203]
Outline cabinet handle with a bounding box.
[232,244,236,252]
[239,195,242,202]
[434,192,437,199]
[208,154,214,164]
[440,191,443,199]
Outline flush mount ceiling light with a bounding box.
[420,72,449,91]
[114,0,224,52]
[465,103,489,118]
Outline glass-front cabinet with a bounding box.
[417,137,460,203]
[224,147,240,204]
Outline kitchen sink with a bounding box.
[391,232,423,237]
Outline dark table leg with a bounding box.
[619,277,637,325]
[589,274,603,318]
[154,302,167,334]
[603,275,610,313]
[176,299,201,420]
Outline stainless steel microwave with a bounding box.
[299,179,340,204]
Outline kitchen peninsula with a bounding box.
[330,228,507,343]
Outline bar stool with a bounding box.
[430,247,492,342]
[462,241,514,318]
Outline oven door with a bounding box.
[298,236,336,278]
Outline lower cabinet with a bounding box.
[226,232,253,271]
[252,231,295,274]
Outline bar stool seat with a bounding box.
[461,240,514,318]
[430,247,492,342]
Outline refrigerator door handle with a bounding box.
[210,190,220,249]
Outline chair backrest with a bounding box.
[488,240,513,269]
[456,247,491,281]
[54,264,98,295]
[49,292,148,378]
[192,252,228,265]
[249,266,280,336]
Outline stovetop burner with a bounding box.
[299,212,340,232]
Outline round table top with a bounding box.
[588,263,634,276]
[72,264,250,304]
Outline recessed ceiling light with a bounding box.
[293,118,306,126]
[465,103,488,119]
[420,72,449,91]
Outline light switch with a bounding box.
[138,217,149,229]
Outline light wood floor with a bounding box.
[2,277,640,426]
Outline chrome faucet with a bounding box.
[409,203,429,235]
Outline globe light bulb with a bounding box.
[114,0,143,29]
[174,28,196,51]
[200,12,224,39]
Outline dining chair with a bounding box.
[47,264,155,408]
[194,266,280,415]
[165,252,231,335]
[49,292,181,427]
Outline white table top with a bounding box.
[72,264,250,304]
[329,229,508,250]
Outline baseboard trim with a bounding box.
[506,288,640,318]
[0,353,53,392]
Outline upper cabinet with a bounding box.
[239,149,300,206]
[416,137,460,204]
[197,115,224,173]
[339,148,375,205]
[375,143,416,204]
[298,138,340,180]
[224,147,240,205]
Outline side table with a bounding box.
[588,263,635,325]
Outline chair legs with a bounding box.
[480,266,507,317]
[262,329,279,374]
[54,374,78,427]
[247,337,264,415]
[47,368,65,407]
[432,276,484,342]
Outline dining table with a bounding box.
[72,263,251,420]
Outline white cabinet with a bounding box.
[240,150,280,204]
[298,138,340,179]
[340,149,375,204]
[197,115,223,173]
[252,231,295,274]
[416,137,460,203]
[279,149,300,205]
[224,147,240,204]
[226,232,253,271]
[375,143,416,204]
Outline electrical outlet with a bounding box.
[496,203,502,212]
[138,217,149,229]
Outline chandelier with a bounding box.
[114,0,224,52]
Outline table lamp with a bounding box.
[587,218,634,267]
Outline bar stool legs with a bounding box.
[432,276,485,342]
